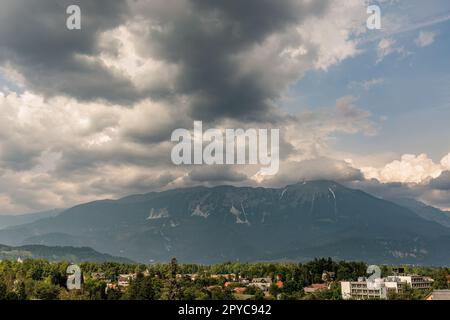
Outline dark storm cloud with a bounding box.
[131,0,331,121]
[0,0,140,103]
[0,0,333,116]
[52,142,174,176]
[0,0,378,214]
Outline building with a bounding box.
[426,290,450,300]
[233,287,247,295]
[322,271,336,282]
[210,273,237,281]
[304,283,329,294]
[186,273,199,281]
[118,273,137,287]
[105,282,118,293]
[392,267,406,275]
[341,275,432,300]
[224,281,240,287]
[206,285,222,291]
[91,272,107,281]
[396,275,433,290]
[143,269,151,277]
[341,279,388,300]
[341,277,406,300]
[250,278,272,291]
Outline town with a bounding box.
[0,257,448,300]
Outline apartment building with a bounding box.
[341,279,391,300]
[341,275,431,300]
[397,275,433,290]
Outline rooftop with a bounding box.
[428,290,450,300]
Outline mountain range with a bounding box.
[0,209,62,230]
[0,244,132,263]
[387,197,450,229]
[0,180,449,265]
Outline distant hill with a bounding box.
[0,209,62,230]
[389,198,450,229]
[0,181,448,265]
[0,244,132,263]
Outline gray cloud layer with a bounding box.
[0,0,336,119]
[0,0,140,103]
[128,0,330,120]
[2,1,446,213]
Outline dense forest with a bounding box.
[0,258,448,300]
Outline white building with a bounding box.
[397,275,433,290]
[341,275,432,300]
[250,277,272,291]
[341,278,391,300]
[426,290,450,300]
[118,273,137,287]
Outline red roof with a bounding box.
[233,287,247,294]
[207,285,222,290]
[310,283,328,289]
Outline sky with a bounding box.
[0,0,450,214]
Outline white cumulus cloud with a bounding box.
[361,153,449,184]
[414,31,437,48]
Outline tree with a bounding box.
[269,283,280,297]
[83,279,106,300]
[167,258,183,300]
[34,281,61,300]
[15,281,27,300]
[254,289,265,300]
[170,258,178,278]
[311,283,341,300]
[207,287,235,300]
[387,284,428,301]
[126,273,157,300]
[106,287,122,300]
[433,269,449,290]
[0,280,7,300]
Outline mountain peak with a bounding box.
[283,180,345,192]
